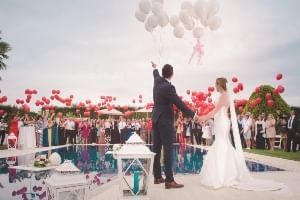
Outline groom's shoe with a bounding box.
[154,177,165,184]
[165,181,184,189]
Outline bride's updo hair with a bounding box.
[216,77,228,91]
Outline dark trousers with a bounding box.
[153,119,174,182]
[67,130,76,144]
[0,130,5,145]
[120,129,126,144]
[240,133,247,148]
[190,129,198,145]
[287,129,297,152]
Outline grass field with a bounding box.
[244,148,300,162]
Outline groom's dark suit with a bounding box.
[152,69,195,182]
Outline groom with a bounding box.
[151,62,198,189]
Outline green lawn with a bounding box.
[244,149,300,162]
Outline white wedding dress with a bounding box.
[199,92,284,191]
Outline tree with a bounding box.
[243,85,291,119]
[0,31,11,79]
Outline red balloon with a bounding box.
[255,87,260,94]
[265,93,272,100]
[0,109,5,116]
[33,89,38,94]
[232,77,238,83]
[277,85,285,93]
[83,111,90,117]
[70,95,74,99]
[267,100,274,107]
[233,87,239,94]
[276,73,283,80]
[250,100,256,108]
[23,104,30,113]
[208,87,215,92]
[237,83,244,91]
[272,88,279,96]
[208,98,212,103]
[238,106,243,113]
[255,97,262,104]
[2,96,7,102]
[57,112,63,118]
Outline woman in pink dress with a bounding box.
[81,120,91,144]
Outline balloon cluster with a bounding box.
[186,87,215,116]
[170,0,221,39]
[231,77,244,94]
[248,73,285,108]
[135,0,169,32]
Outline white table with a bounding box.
[18,126,36,149]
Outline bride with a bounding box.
[198,77,283,191]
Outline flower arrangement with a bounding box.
[33,155,49,168]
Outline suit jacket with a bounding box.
[152,69,195,124]
[288,115,298,132]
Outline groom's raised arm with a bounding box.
[167,85,195,118]
[151,61,160,78]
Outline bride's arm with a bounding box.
[200,93,227,121]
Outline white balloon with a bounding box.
[173,25,185,38]
[146,14,159,29]
[193,27,204,38]
[145,22,153,32]
[179,10,192,25]
[49,152,62,166]
[135,9,147,23]
[181,1,193,13]
[194,0,209,27]
[139,0,151,14]
[208,16,222,31]
[183,19,195,31]
[152,2,164,16]
[158,12,169,27]
[170,15,180,27]
[207,0,220,18]
[152,0,163,4]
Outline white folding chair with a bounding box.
[273,135,282,149]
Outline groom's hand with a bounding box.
[151,61,157,69]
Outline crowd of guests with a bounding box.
[0,111,153,148]
[0,109,299,153]
[237,110,299,152]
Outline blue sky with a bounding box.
[0,0,299,108]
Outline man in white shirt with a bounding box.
[118,117,127,144]
[64,119,76,144]
[287,110,298,152]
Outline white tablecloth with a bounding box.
[18,126,36,149]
